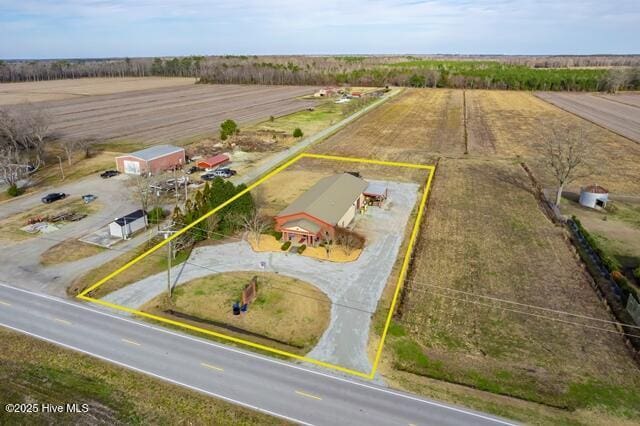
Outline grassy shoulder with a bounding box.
[40,239,105,265]
[68,236,191,298]
[141,271,330,355]
[0,328,288,425]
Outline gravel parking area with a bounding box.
[103,180,419,373]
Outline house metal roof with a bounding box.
[277,173,368,226]
[113,209,146,226]
[281,218,322,234]
[583,185,608,194]
[121,145,184,162]
[198,154,229,167]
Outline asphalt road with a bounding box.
[0,283,516,426]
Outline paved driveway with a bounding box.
[104,180,419,374]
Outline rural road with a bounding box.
[231,88,403,187]
[103,180,418,374]
[0,282,515,426]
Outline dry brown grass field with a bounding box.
[0,77,197,105]
[309,89,464,160]
[466,90,640,195]
[310,88,640,423]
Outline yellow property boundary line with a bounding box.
[78,153,435,380]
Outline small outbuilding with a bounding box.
[115,145,185,175]
[579,185,609,210]
[197,154,230,170]
[109,209,148,239]
[363,182,388,207]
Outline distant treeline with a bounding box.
[2,55,640,92]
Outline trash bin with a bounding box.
[233,302,241,315]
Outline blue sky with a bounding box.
[1,0,638,59]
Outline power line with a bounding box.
[3,199,639,338]
[394,291,640,339]
[401,279,640,331]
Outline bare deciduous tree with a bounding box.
[335,227,365,256]
[541,122,591,206]
[129,173,163,212]
[0,104,50,166]
[242,210,267,247]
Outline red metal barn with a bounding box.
[115,145,185,175]
[197,154,230,170]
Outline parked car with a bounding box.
[186,166,202,174]
[82,194,97,203]
[209,169,234,178]
[166,176,189,186]
[216,167,237,176]
[41,192,66,204]
[100,170,119,178]
[200,172,221,181]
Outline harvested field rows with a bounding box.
[399,158,640,413]
[7,84,315,146]
[466,90,640,195]
[0,77,196,105]
[311,89,464,161]
[310,88,640,421]
[536,91,640,143]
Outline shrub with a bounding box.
[634,266,640,281]
[293,127,303,138]
[6,184,23,197]
[271,230,283,240]
[220,119,238,140]
[298,244,306,254]
[269,115,275,122]
[148,207,166,224]
[281,241,291,251]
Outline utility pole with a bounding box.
[56,155,65,180]
[160,228,178,299]
[166,237,172,298]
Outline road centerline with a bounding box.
[121,338,141,346]
[295,390,322,401]
[200,362,224,372]
[53,318,72,325]
[0,300,11,306]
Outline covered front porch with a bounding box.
[280,217,324,247]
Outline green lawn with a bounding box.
[0,328,288,425]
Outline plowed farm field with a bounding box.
[536,91,640,143]
[3,81,316,146]
[309,88,640,423]
[0,77,197,105]
[465,90,640,195]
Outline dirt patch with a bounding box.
[0,197,100,243]
[40,239,105,265]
